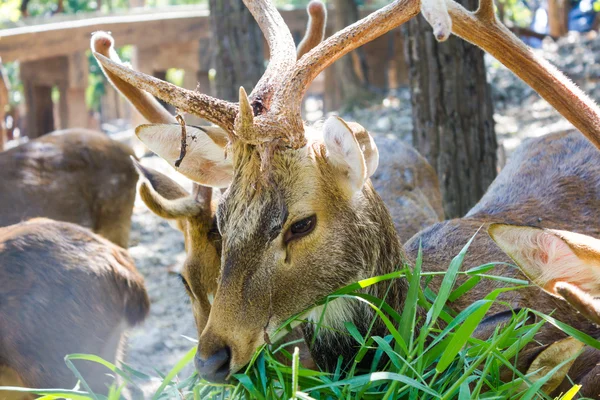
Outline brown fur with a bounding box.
[0,129,138,248]
[0,219,149,398]
[135,136,442,362]
[195,133,408,374]
[370,135,444,242]
[189,128,600,384]
[404,131,600,394]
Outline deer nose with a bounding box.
[194,346,231,383]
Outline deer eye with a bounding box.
[178,273,192,295]
[208,216,221,240]
[285,215,316,244]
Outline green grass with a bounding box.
[2,240,599,400]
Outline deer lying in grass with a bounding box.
[402,130,600,396]
[92,0,600,390]
[0,218,150,399]
[487,223,600,396]
[0,129,137,248]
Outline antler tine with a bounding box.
[296,1,327,60]
[93,52,239,133]
[236,86,254,134]
[91,32,176,124]
[270,0,419,118]
[243,0,297,112]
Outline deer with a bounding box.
[0,28,191,248]
[401,130,600,396]
[0,128,138,248]
[0,33,182,398]
[91,0,600,391]
[0,218,150,399]
[93,2,442,368]
[483,223,600,396]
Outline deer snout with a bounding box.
[194,345,231,383]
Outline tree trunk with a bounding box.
[24,84,55,138]
[0,62,9,151]
[209,0,264,102]
[548,0,569,37]
[403,12,497,219]
[20,0,30,17]
[332,0,369,105]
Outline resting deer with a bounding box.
[0,218,150,399]
[401,131,600,396]
[0,129,137,248]
[484,223,600,396]
[92,0,600,390]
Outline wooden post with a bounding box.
[20,56,70,137]
[24,83,54,138]
[63,51,89,129]
[323,66,341,112]
[548,0,569,37]
[393,29,409,88]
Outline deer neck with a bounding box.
[303,182,412,370]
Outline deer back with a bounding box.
[371,135,444,243]
[405,130,600,341]
[0,129,138,248]
[0,218,149,396]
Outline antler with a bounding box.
[92,51,238,133]
[271,0,420,120]
[447,0,600,149]
[91,32,176,124]
[272,0,600,149]
[296,1,327,60]
[92,0,600,153]
[244,0,297,113]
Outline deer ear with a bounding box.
[521,337,585,394]
[323,116,378,193]
[489,224,600,298]
[131,157,206,219]
[135,124,233,188]
[346,121,379,178]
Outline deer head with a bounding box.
[92,0,600,383]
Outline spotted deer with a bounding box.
[92,0,600,390]
[0,218,150,399]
